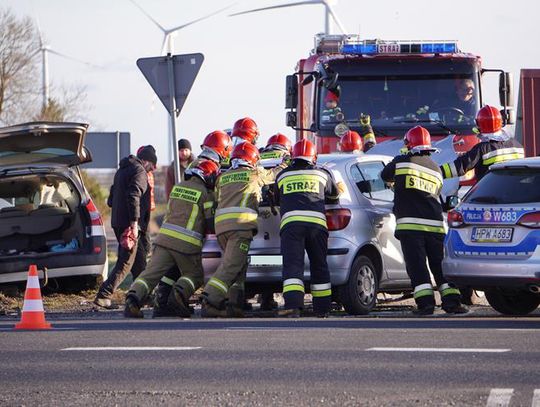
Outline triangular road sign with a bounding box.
[137,53,204,116]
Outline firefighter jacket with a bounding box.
[275,161,340,231]
[154,176,215,254]
[381,153,445,236]
[440,138,524,182]
[214,163,286,235]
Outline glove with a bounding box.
[120,226,137,251]
[359,113,371,126]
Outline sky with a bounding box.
[3,0,540,164]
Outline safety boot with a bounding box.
[412,306,435,316]
[442,303,469,314]
[201,299,227,318]
[277,308,301,318]
[124,296,143,319]
[226,303,245,318]
[166,287,192,318]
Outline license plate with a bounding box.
[471,227,513,243]
[378,43,400,53]
[248,255,283,267]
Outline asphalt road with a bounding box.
[0,313,539,406]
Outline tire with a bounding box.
[338,255,378,315]
[485,288,540,316]
[459,287,484,305]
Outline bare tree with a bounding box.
[34,84,90,122]
[0,8,40,125]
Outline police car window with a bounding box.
[354,162,394,201]
[465,169,540,204]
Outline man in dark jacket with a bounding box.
[94,146,157,308]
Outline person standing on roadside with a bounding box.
[94,146,157,309]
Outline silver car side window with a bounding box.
[354,162,394,202]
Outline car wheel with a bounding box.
[338,255,378,315]
[485,288,540,316]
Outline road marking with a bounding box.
[533,389,540,407]
[366,347,510,353]
[61,347,201,351]
[486,388,513,407]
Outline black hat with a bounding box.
[178,139,192,151]
[137,145,157,166]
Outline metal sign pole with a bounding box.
[166,54,181,185]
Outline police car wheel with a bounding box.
[338,255,378,315]
[485,288,540,316]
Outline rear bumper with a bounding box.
[202,236,354,287]
[0,262,108,284]
[442,255,540,290]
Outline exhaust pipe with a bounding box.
[529,285,540,294]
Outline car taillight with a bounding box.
[447,210,464,228]
[85,199,103,226]
[517,212,540,228]
[326,208,351,231]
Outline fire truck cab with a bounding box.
[285,34,515,165]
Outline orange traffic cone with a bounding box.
[14,265,51,330]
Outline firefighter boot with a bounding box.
[152,282,177,318]
[200,296,227,318]
[277,308,301,318]
[227,287,245,318]
[124,296,143,319]
[166,286,192,318]
[440,284,469,314]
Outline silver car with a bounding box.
[202,153,413,315]
[443,157,540,315]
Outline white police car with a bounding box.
[443,157,540,315]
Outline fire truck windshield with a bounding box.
[319,60,480,135]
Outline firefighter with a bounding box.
[276,139,340,318]
[231,117,259,147]
[123,160,219,318]
[440,105,524,182]
[152,130,232,318]
[260,133,292,160]
[200,142,287,317]
[321,90,343,123]
[381,126,467,315]
[339,130,363,153]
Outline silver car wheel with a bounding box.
[357,264,376,305]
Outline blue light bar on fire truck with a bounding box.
[341,40,458,55]
[312,34,459,55]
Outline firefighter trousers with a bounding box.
[202,230,253,309]
[399,232,460,309]
[127,245,204,305]
[153,267,181,309]
[281,225,332,314]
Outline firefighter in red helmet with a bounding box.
[260,133,292,160]
[200,142,287,317]
[231,117,259,147]
[124,160,219,318]
[275,139,340,317]
[152,130,232,318]
[339,130,363,153]
[381,126,467,315]
[440,105,524,182]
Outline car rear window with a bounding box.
[464,169,540,204]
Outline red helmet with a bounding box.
[292,139,317,164]
[404,126,435,153]
[188,160,220,188]
[266,133,292,152]
[231,141,260,168]
[232,117,259,144]
[339,130,363,153]
[201,130,232,159]
[324,91,339,103]
[476,105,503,134]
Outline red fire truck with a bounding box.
[285,34,515,163]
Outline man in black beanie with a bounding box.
[94,145,157,308]
[165,139,194,198]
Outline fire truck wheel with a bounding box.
[338,255,378,315]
